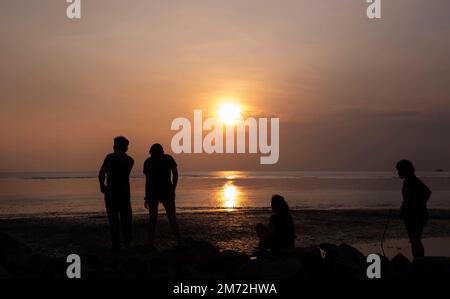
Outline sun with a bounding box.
[218,103,242,125]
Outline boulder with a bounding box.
[319,243,340,265]
[150,264,178,279]
[376,254,390,279]
[290,246,323,275]
[235,259,261,278]
[82,254,105,270]
[410,257,450,280]
[260,257,305,279]
[326,259,366,280]
[213,250,250,277]
[0,264,10,279]
[157,238,220,273]
[118,257,149,279]
[0,232,32,273]
[19,254,64,279]
[94,267,118,279]
[338,244,365,267]
[389,253,411,279]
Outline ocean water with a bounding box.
[0,171,450,216]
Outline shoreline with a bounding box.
[1,207,449,220]
[1,209,450,257]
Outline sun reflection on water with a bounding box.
[219,181,241,209]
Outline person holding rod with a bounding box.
[396,159,431,259]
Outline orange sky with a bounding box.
[1,0,450,172]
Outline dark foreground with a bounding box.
[1,209,450,255]
[1,209,450,282]
[1,231,450,283]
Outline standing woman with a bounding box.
[144,143,181,249]
[396,160,431,259]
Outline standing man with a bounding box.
[99,136,134,251]
[144,143,181,249]
[396,159,431,259]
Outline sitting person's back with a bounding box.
[256,195,296,253]
[269,209,296,250]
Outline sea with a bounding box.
[1,171,450,216]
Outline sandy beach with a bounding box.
[1,209,450,258]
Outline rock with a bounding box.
[95,268,118,279]
[260,257,305,279]
[82,254,105,270]
[389,253,411,278]
[213,250,250,276]
[375,254,390,279]
[150,264,178,279]
[290,246,323,275]
[410,257,450,280]
[174,263,221,279]
[0,232,32,273]
[157,238,220,273]
[118,257,149,279]
[319,244,372,280]
[338,244,365,266]
[327,259,366,280]
[96,250,131,269]
[0,264,10,279]
[235,254,306,280]
[319,243,340,264]
[235,259,261,278]
[19,254,64,279]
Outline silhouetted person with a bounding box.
[144,143,181,249]
[396,160,431,259]
[99,136,134,251]
[256,195,296,254]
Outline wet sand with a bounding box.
[1,209,450,257]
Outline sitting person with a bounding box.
[255,195,296,254]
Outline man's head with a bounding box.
[396,159,415,179]
[149,143,164,156]
[113,136,129,153]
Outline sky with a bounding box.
[1,0,450,172]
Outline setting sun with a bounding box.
[218,103,242,125]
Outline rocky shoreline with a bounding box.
[1,232,449,280]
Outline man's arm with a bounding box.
[172,166,178,191]
[128,157,134,174]
[98,160,107,194]
[144,173,150,200]
[422,182,432,202]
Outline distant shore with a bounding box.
[1,209,450,257]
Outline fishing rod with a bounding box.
[381,209,393,257]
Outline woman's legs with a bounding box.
[148,200,159,248]
[162,200,181,245]
[407,224,425,259]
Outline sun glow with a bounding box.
[221,182,240,209]
[218,103,242,125]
